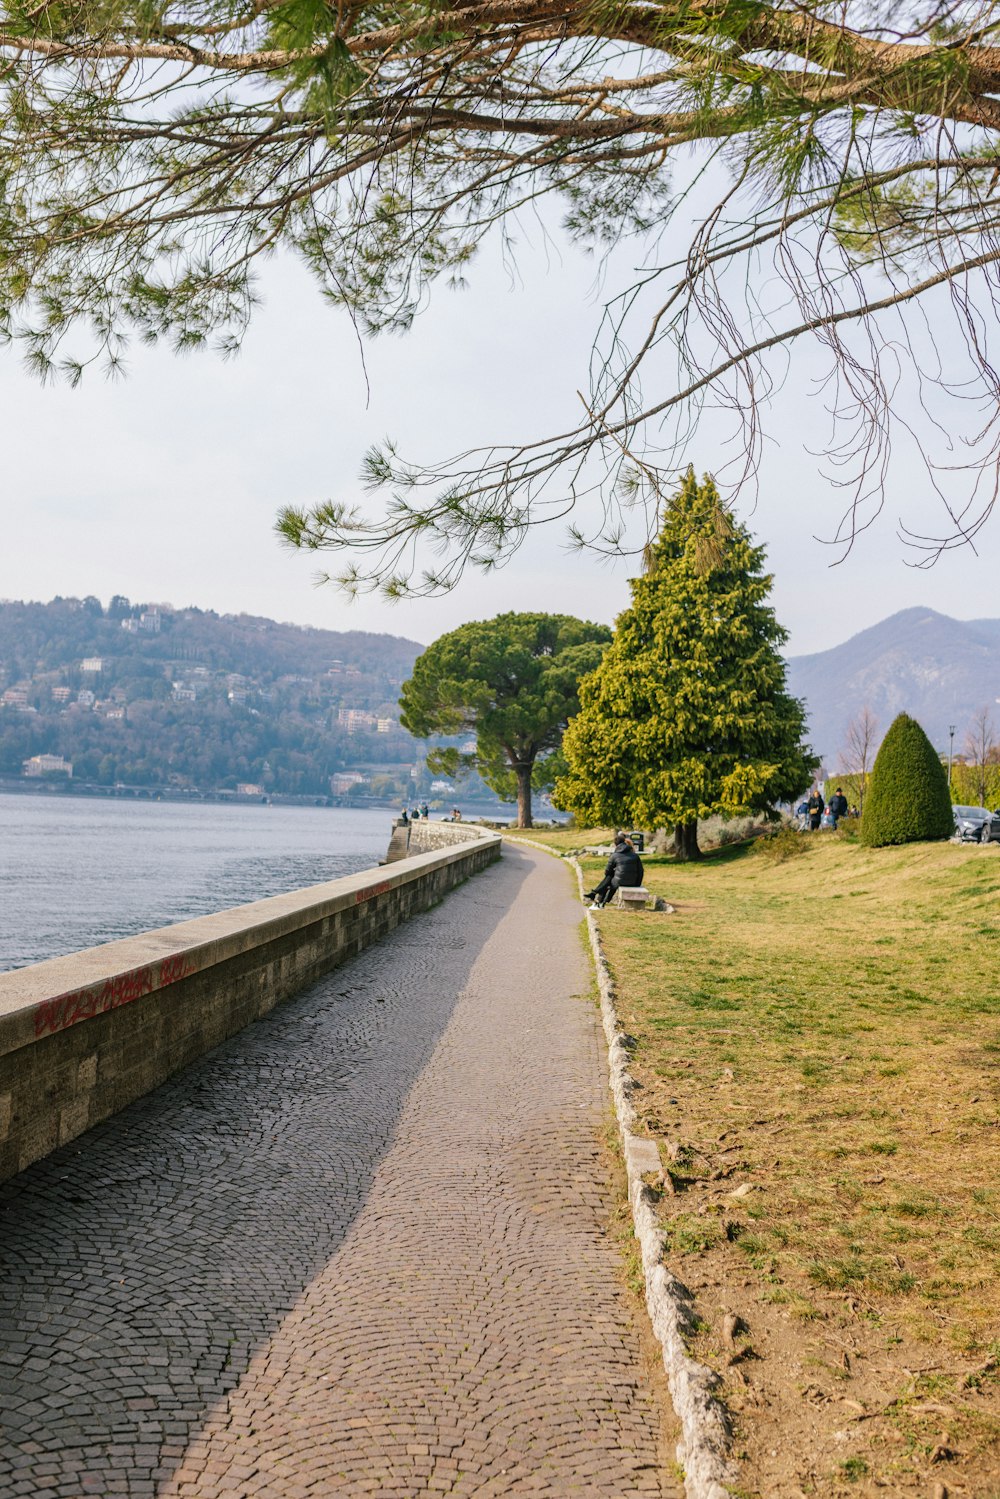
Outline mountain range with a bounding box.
[786,608,1000,767]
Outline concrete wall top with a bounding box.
[0,824,501,1061]
[407,820,493,848]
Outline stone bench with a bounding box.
[613,886,650,911]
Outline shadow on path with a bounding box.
[0,852,526,1498]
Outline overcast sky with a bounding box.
[3,220,998,658]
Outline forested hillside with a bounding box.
[0,596,423,795]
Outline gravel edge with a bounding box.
[506,836,737,1499]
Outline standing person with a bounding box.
[806,787,825,830]
[828,788,843,824]
[829,786,849,826]
[583,833,644,909]
[420,802,430,819]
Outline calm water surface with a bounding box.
[0,794,392,971]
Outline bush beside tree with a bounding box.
[951,762,1000,810]
[859,713,954,847]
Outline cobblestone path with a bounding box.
[0,843,675,1497]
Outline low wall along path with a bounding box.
[0,836,678,1496]
[0,822,498,1184]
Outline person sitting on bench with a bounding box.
[584,833,644,909]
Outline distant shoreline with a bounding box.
[0,778,516,817]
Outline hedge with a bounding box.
[859,713,954,848]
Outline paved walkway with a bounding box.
[0,844,674,1497]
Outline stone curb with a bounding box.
[505,836,736,1499]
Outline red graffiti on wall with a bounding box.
[158,953,194,987]
[32,952,197,1037]
[354,879,392,904]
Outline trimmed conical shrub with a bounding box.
[860,713,953,847]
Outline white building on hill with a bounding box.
[331,771,369,796]
[23,754,73,778]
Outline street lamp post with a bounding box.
[948,724,956,799]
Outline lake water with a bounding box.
[0,794,393,972]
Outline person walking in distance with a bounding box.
[584,833,644,909]
[828,786,849,827]
[806,787,825,831]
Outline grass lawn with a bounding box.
[522,827,1000,1495]
[510,824,617,852]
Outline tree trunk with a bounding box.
[514,763,533,828]
[673,820,701,860]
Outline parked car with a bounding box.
[952,804,1000,842]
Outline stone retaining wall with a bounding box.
[0,825,501,1183]
[409,821,498,857]
[385,818,493,862]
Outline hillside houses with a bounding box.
[0,595,422,794]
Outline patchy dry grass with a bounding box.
[576,833,1000,1494]
[504,825,615,853]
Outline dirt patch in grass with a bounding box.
[584,835,1000,1497]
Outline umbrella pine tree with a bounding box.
[399,612,610,828]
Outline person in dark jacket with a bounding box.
[806,789,825,831]
[828,787,849,826]
[584,833,644,909]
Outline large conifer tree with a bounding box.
[554,470,813,858]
